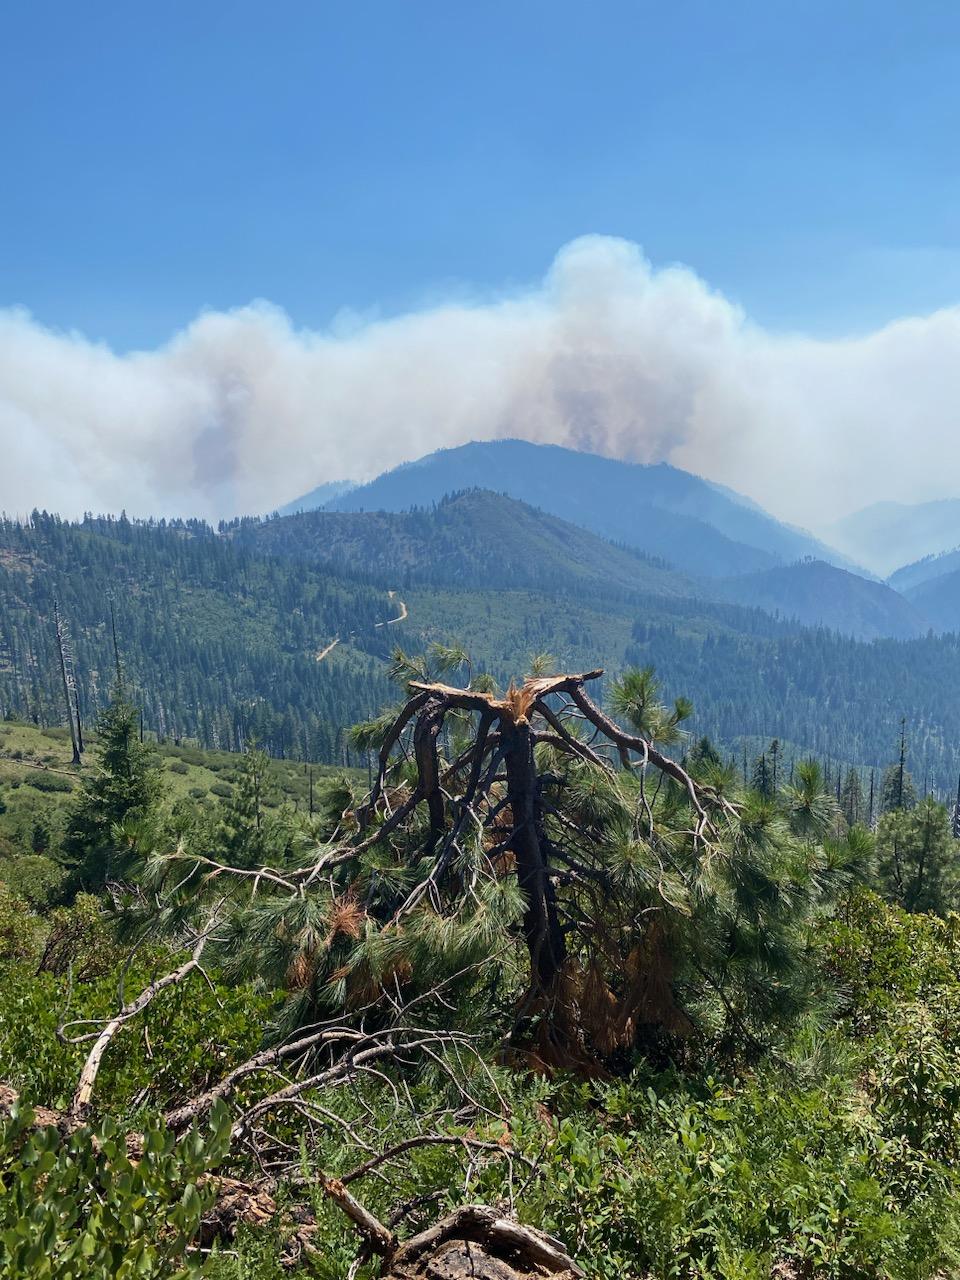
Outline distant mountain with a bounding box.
[888,546,960,594]
[829,499,960,577]
[720,560,928,641]
[899,565,960,634]
[236,489,695,600]
[274,479,356,517]
[321,440,852,579]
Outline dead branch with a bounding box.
[66,924,218,1124]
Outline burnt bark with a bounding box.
[500,717,566,994]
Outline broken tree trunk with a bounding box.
[381,1205,582,1279]
[500,714,567,995]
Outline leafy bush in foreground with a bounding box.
[0,1100,230,1279]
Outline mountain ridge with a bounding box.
[720,558,928,641]
[296,439,856,579]
[829,497,960,577]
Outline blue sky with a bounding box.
[3,0,960,348]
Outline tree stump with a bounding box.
[382,1206,582,1279]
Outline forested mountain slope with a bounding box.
[902,565,960,634]
[719,559,928,640]
[318,439,852,577]
[232,489,695,600]
[0,513,394,760]
[888,545,960,593]
[5,508,960,790]
[274,478,356,516]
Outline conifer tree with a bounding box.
[880,762,918,814]
[875,796,960,915]
[752,752,772,797]
[217,745,291,868]
[62,683,164,889]
[840,767,863,828]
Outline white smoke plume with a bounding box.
[2,234,960,529]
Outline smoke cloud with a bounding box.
[2,235,960,529]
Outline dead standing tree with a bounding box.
[53,599,82,765]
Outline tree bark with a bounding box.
[500,717,566,994]
[382,1205,582,1279]
[54,601,81,766]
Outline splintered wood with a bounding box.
[381,1205,582,1279]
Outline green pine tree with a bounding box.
[879,763,918,814]
[874,796,960,915]
[218,745,292,868]
[752,752,772,798]
[62,684,164,890]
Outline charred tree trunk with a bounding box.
[500,717,566,994]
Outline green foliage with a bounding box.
[0,885,44,966]
[874,797,960,915]
[825,889,960,1030]
[520,1067,960,1280]
[840,767,864,828]
[34,893,124,981]
[0,854,66,908]
[609,665,692,745]
[880,761,918,814]
[62,686,164,890]
[23,770,73,794]
[0,1100,230,1279]
[215,747,291,869]
[0,955,274,1115]
[781,758,839,841]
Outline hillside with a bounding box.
[274,478,356,517]
[902,565,960,634]
[829,497,960,576]
[0,513,395,762]
[6,508,960,790]
[234,489,695,600]
[720,559,928,641]
[888,545,960,594]
[0,719,360,904]
[317,440,851,577]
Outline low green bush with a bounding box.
[23,771,73,794]
[0,956,275,1117]
[0,1099,231,1279]
[0,855,66,908]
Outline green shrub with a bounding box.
[209,782,233,799]
[35,894,124,981]
[167,760,190,775]
[0,855,66,909]
[0,884,44,966]
[0,1099,230,1278]
[23,771,73,794]
[0,958,274,1115]
[520,1069,960,1279]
